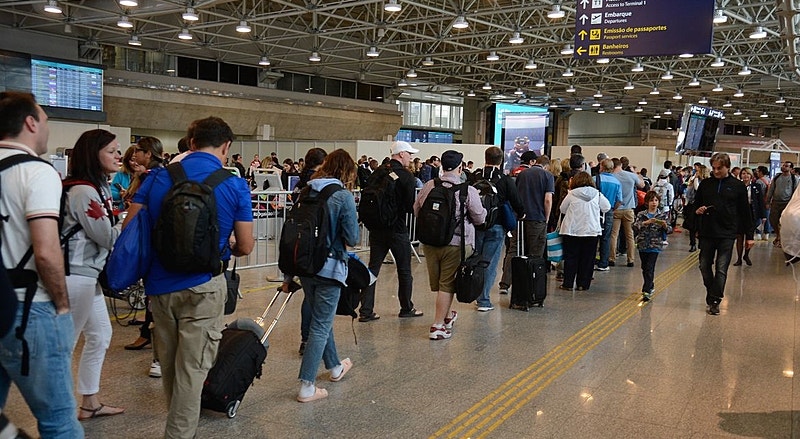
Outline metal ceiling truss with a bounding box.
[1,0,800,126]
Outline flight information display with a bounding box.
[31,59,103,111]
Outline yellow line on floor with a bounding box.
[431,252,699,439]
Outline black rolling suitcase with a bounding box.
[510,256,547,311]
[201,288,294,418]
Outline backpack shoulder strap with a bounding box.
[318,183,344,200]
[166,162,188,186]
[0,154,47,172]
[203,168,234,189]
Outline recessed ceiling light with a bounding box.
[713,9,727,24]
[749,26,767,39]
[452,15,469,29]
[128,35,142,46]
[547,4,565,19]
[486,51,499,61]
[509,32,524,44]
[236,20,251,33]
[525,58,538,69]
[711,56,725,67]
[117,15,133,28]
[182,7,199,21]
[384,0,401,12]
[309,51,321,62]
[178,28,192,40]
[624,81,634,90]
[258,55,270,66]
[366,46,379,57]
[44,0,62,14]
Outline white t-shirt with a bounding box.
[0,141,63,302]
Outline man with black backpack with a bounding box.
[357,141,422,321]
[123,117,254,439]
[470,146,524,312]
[0,91,83,438]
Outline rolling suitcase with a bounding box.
[201,288,294,418]
[510,256,547,311]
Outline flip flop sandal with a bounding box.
[297,387,328,403]
[79,404,125,421]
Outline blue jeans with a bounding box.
[475,225,505,307]
[597,210,614,268]
[0,302,84,439]
[298,276,342,384]
[300,296,311,342]
[698,237,735,305]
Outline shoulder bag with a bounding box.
[455,186,490,304]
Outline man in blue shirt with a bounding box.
[123,117,254,439]
[517,155,555,258]
[595,159,623,271]
[610,158,644,267]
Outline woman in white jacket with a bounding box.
[558,172,611,291]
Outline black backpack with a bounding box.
[470,172,502,231]
[417,179,464,247]
[152,163,233,276]
[358,167,399,230]
[278,184,344,277]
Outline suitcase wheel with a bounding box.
[226,400,241,418]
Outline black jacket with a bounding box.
[695,174,754,240]
[368,159,416,233]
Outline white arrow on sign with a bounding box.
[579,14,589,25]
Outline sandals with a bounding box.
[398,308,424,318]
[297,387,328,403]
[78,404,125,421]
[330,358,352,382]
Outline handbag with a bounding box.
[499,200,518,232]
[224,259,240,315]
[546,229,563,263]
[454,185,490,304]
[107,207,153,292]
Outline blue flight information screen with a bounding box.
[31,59,103,111]
[574,0,714,59]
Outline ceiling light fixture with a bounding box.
[749,26,767,39]
[547,4,565,19]
[592,101,601,107]
[486,51,499,61]
[723,99,732,107]
[560,44,574,55]
[738,65,752,75]
[178,28,192,40]
[653,113,661,118]
[44,0,61,14]
[566,84,576,93]
[452,15,469,29]
[638,98,648,105]
[466,89,476,96]
[634,106,643,112]
[673,92,683,100]
[514,88,524,95]
[614,102,624,110]
[574,106,583,111]
[562,68,574,77]
[776,95,786,104]
[733,109,742,116]
[713,9,727,24]
[258,55,270,66]
[712,83,724,92]
[182,7,199,21]
[128,35,142,46]
[117,15,133,28]
[711,56,725,67]
[482,82,492,90]
[398,78,408,87]
[679,53,694,58]
[120,0,138,6]
[734,88,744,97]
[597,108,606,114]
[596,58,610,64]
[624,81,634,90]
[236,20,251,33]
[760,111,769,118]
[661,70,673,80]
[688,77,700,86]
[743,117,750,122]
[509,32,524,44]
[406,68,417,78]
[664,109,672,115]
[422,57,434,66]
[366,46,379,57]
[786,114,794,120]
[650,87,660,95]
[698,96,709,104]
[384,0,402,12]
[309,51,321,62]
[593,89,603,98]
[631,62,644,72]
[536,79,546,87]
[524,58,537,69]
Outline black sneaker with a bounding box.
[707,303,720,315]
[358,313,381,322]
[626,262,635,267]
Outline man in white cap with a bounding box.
[359,141,425,321]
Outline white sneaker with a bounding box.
[755,233,762,241]
[476,306,495,312]
[149,359,162,378]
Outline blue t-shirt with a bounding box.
[516,165,555,221]
[598,173,623,210]
[133,152,253,295]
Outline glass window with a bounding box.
[408,102,422,126]
[420,103,432,127]
[198,59,217,81]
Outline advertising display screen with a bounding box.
[488,103,549,174]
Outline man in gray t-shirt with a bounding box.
[610,158,644,266]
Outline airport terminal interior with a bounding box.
[5,228,800,438]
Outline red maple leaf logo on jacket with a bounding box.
[86,199,107,220]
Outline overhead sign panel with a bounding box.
[574,0,714,59]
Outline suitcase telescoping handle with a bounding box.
[254,289,293,345]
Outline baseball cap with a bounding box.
[659,169,670,178]
[441,150,463,171]
[391,141,419,155]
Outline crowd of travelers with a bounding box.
[0,91,792,437]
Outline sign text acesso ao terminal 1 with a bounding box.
[574,0,714,59]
